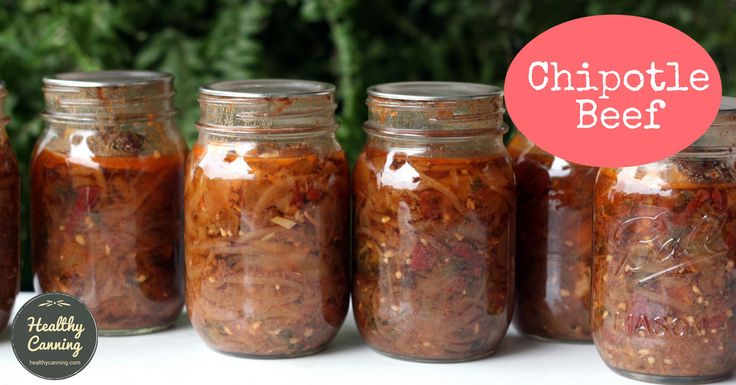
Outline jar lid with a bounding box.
[197,79,337,134]
[0,82,6,125]
[719,96,736,112]
[200,79,334,98]
[367,81,502,101]
[43,70,172,88]
[711,96,736,126]
[42,70,176,122]
[686,96,736,149]
[365,81,505,137]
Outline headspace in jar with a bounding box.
[0,82,19,331]
[353,81,515,362]
[185,79,350,357]
[32,71,187,335]
[592,97,736,383]
[509,133,596,342]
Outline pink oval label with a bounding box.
[504,15,722,167]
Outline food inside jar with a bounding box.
[32,148,184,331]
[0,143,18,330]
[352,147,515,361]
[509,135,596,341]
[185,143,350,357]
[593,164,736,378]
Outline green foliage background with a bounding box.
[2,0,735,288]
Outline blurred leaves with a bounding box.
[1,0,735,287]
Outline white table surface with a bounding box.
[1,292,734,385]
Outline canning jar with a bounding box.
[185,79,350,357]
[0,83,19,331]
[353,81,515,362]
[32,71,186,335]
[509,133,596,342]
[592,98,736,382]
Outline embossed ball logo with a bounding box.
[11,292,98,380]
[504,15,722,167]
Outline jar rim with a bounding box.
[720,96,736,112]
[364,81,505,137]
[42,71,177,122]
[0,82,6,125]
[708,96,736,127]
[367,81,502,101]
[200,79,335,99]
[43,70,173,88]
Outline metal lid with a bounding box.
[685,96,736,149]
[720,96,736,112]
[197,79,338,133]
[367,81,502,101]
[365,81,505,137]
[42,71,176,122]
[0,82,6,125]
[200,79,334,98]
[710,96,736,127]
[43,70,172,88]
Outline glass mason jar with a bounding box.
[353,81,516,362]
[185,80,350,358]
[32,71,186,335]
[508,133,596,342]
[0,82,19,331]
[592,98,736,383]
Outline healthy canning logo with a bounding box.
[504,15,722,167]
[11,292,98,380]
